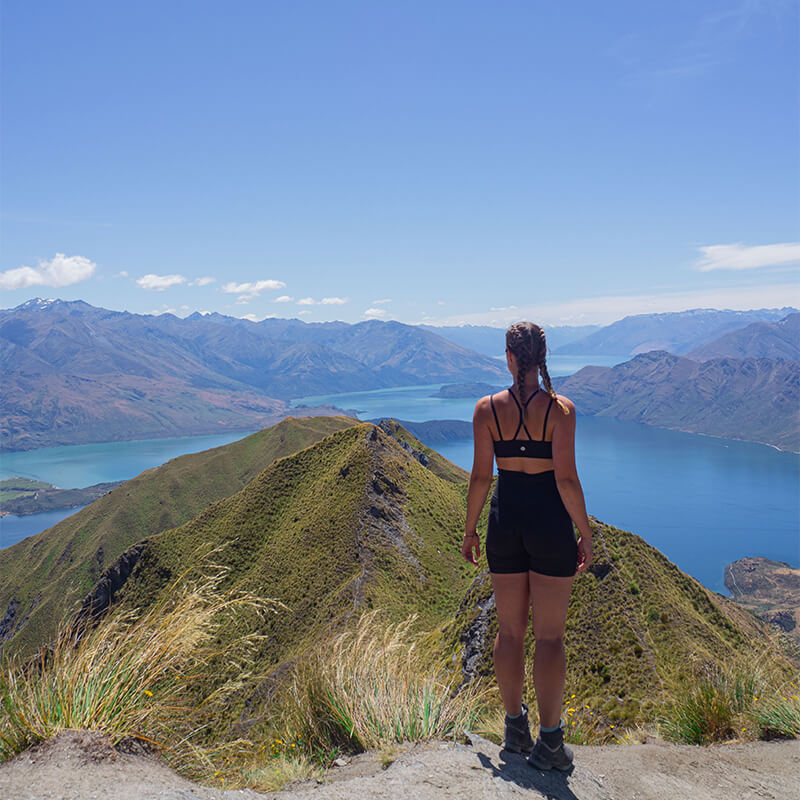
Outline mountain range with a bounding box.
[552,308,798,357]
[554,351,800,452]
[688,312,800,361]
[0,299,504,452]
[0,418,793,738]
[419,323,601,356]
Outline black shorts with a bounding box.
[486,469,578,577]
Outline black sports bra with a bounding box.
[490,387,554,459]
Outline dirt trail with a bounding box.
[0,729,798,800]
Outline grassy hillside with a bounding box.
[75,422,477,734]
[442,517,796,729]
[0,416,359,663]
[2,416,793,748]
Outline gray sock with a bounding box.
[540,723,559,733]
[506,709,523,719]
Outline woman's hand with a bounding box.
[576,536,593,573]
[462,531,481,566]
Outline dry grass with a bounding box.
[268,609,492,753]
[0,543,281,779]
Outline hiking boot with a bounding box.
[502,702,535,754]
[527,720,574,771]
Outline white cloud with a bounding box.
[298,310,312,316]
[190,276,216,286]
[363,307,387,319]
[297,296,350,306]
[426,282,800,327]
[149,306,179,316]
[113,270,129,278]
[371,298,392,305]
[694,242,800,272]
[0,253,97,290]
[221,279,286,297]
[236,295,251,304]
[275,295,294,303]
[136,273,187,291]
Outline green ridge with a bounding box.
[1,415,792,741]
[99,422,476,730]
[0,416,359,663]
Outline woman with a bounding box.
[462,320,593,771]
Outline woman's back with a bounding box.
[488,387,557,474]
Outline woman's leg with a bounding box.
[528,571,574,728]
[490,571,530,715]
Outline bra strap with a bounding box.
[490,394,503,441]
[541,396,554,441]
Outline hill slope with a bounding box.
[68,422,475,732]
[554,351,800,451]
[443,517,795,728]
[2,419,793,745]
[0,416,360,662]
[689,312,800,361]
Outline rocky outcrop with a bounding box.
[725,557,800,649]
[71,541,149,633]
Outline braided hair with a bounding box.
[505,321,569,414]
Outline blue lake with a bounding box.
[2,371,798,597]
[0,431,257,549]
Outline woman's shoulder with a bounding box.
[549,392,575,416]
[473,391,499,419]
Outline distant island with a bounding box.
[429,383,503,399]
[0,477,123,516]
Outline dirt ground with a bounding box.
[0,728,798,800]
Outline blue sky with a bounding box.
[1,0,798,325]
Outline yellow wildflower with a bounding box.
[143,689,153,697]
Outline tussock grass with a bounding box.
[659,656,800,745]
[0,543,281,777]
[751,680,800,739]
[268,610,491,753]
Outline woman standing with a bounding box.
[462,321,593,771]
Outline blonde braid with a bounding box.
[536,326,569,415]
[505,322,537,402]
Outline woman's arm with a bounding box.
[463,397,495,566]
[551,395,593,572]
